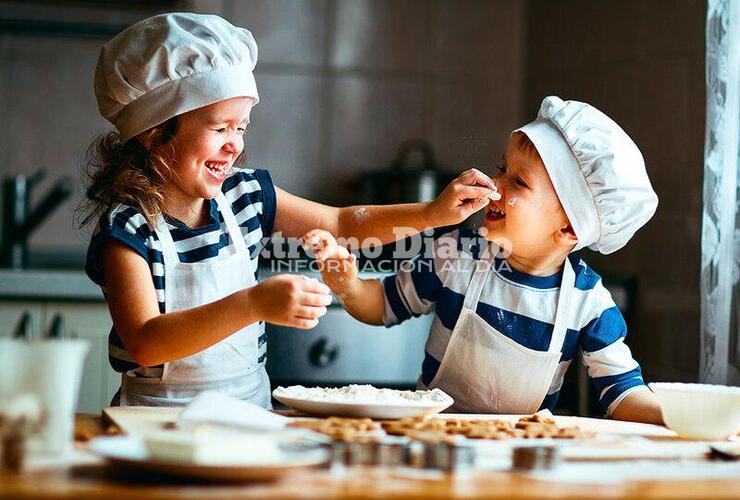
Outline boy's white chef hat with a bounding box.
[515,96,658,254]
[95,12,259,143]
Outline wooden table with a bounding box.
[0,414,738,499]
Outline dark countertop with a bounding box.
[0,269,103,301]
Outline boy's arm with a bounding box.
[335,278,385,325]
[303,229,443,326]
[611,387,664,425]
[580,296,662,424]
[274,169,498,246]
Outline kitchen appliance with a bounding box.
[266,304,433,390]
[264,267,433,390]
[359,139,456,204]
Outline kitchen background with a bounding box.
[0,0,709,413]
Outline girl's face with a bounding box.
[164,97,254,207]
[483,134,573,260]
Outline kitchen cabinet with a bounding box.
[1,299,118,412]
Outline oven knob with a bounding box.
[309,337,339,368]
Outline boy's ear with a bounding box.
[557,223,579,247]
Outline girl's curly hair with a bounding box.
[78,117,179,228]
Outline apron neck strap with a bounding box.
[153,213,179,266]
[548,256,576,354]
[213,192,248,254]
[462,243,497,311]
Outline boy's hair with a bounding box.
[511,131,542,162]
[78,118,179,228]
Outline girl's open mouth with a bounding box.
[204,160,229,182]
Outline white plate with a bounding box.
[89,435,329,482]
[272,391,453,419]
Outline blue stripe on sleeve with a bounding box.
[591,365,643,396]
[579,306,627,352]
[253,169,276,236]
[599,377,645,412]
[409,257,443,302]
[383,275,413,324]
[151,274,165,290]
[420,351,441,386]
[109,356,140,373]
[108,330,125,349]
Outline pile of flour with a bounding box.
[275,384,451,406]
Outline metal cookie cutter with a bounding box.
[511,446,561,471]
[418,440,476,470]
[345,436,411,466]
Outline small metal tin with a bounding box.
[511,446,561,471]
[345,436,411,466]
[419,441,476,470]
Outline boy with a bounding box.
[304,96,663,423]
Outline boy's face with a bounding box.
[483,133,574,259]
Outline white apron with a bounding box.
[120,192,271,408]
[428,244,575,414]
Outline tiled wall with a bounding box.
[222,0,526,204]
[0,0,525,253]
[526,0,707,382]
[0,0,177,253]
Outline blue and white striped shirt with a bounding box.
[85,168,276,376]
[381,228,646,415]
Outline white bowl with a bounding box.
[649,382,740,440]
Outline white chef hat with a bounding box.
[515,96,658,254]
[94,12,259,143]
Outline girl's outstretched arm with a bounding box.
[273,169,499,246]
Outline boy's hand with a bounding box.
[302,229,359,296]
[425,168,500,227]
[251,274,332,329]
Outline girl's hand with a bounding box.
[250,274,333,329]
[425,168,500,227]
[301,229,359,295]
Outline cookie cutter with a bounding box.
[511,445,561,471]
[345,436,411,466]
[418,440,476,470]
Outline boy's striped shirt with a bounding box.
[382,228,646,416]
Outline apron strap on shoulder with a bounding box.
[462,243,497,311]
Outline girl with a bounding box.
[82,12,496,408]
